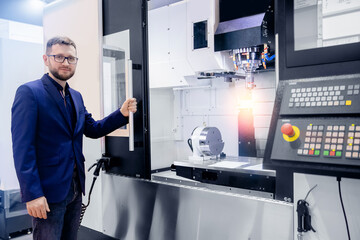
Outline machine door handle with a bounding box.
[128,59,134,151]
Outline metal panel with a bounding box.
[102,174,293,240]
[294,173,360,240]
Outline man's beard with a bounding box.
[50,68,75,81]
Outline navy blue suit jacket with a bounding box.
[11,74,128,203]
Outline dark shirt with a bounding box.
[46,74,76,131]
[46,74,78,172]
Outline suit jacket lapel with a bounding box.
[41,75,72,132]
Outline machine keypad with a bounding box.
[345,124,360,159]
[297,125,324,157]
[322,125,344,158]
[288,84,358,108]
[296,124,360,159]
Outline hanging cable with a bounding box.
[337,177,351,240]
[304,184,317,201]
[79,157,110,228]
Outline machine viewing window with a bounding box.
[193,20,208,49]
[294,0,360,51]
[102,30,131,136]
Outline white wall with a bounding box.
[0,38,44,190]
[43,0,104,232]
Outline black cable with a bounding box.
[337,177,351,240]
[304,184,317,201]
[78,157,109,228]
[79,177,97,227]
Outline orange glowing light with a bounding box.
[237,92,254,110]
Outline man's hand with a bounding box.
[120,98,137,117]
[26,196,50,219]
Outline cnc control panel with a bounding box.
[270,77,360,167]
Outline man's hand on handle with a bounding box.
[26,196,50,219]
[120,98,137,117]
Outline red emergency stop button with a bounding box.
[281,123,295,137]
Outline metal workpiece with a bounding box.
[188,127,225,161]
[102,174,293,240]
[198,127,224,156]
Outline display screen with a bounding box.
[294,0,360,51]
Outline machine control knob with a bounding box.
[281,123,295,137]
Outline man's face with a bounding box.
[44,44,77,81]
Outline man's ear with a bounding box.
[43,54,49,66]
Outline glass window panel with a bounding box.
[102,30,130,136]
[294,0,360,51]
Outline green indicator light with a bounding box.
[336,151,342,157]
[324,151,329,156]
[315,150,320,155]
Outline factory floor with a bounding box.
[11,226,117,240]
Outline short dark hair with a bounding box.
[46,36,77,54]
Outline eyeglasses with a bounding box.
[47,55,78,64]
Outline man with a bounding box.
[11,36,137,240]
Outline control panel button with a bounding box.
[281,123,295,136]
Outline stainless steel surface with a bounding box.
[175,156,276,177]
[128,59,134,151]
[102,174,293,240]
[152,170,274,199]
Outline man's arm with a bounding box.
[11,85,50,219]
[84,98,137,138]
